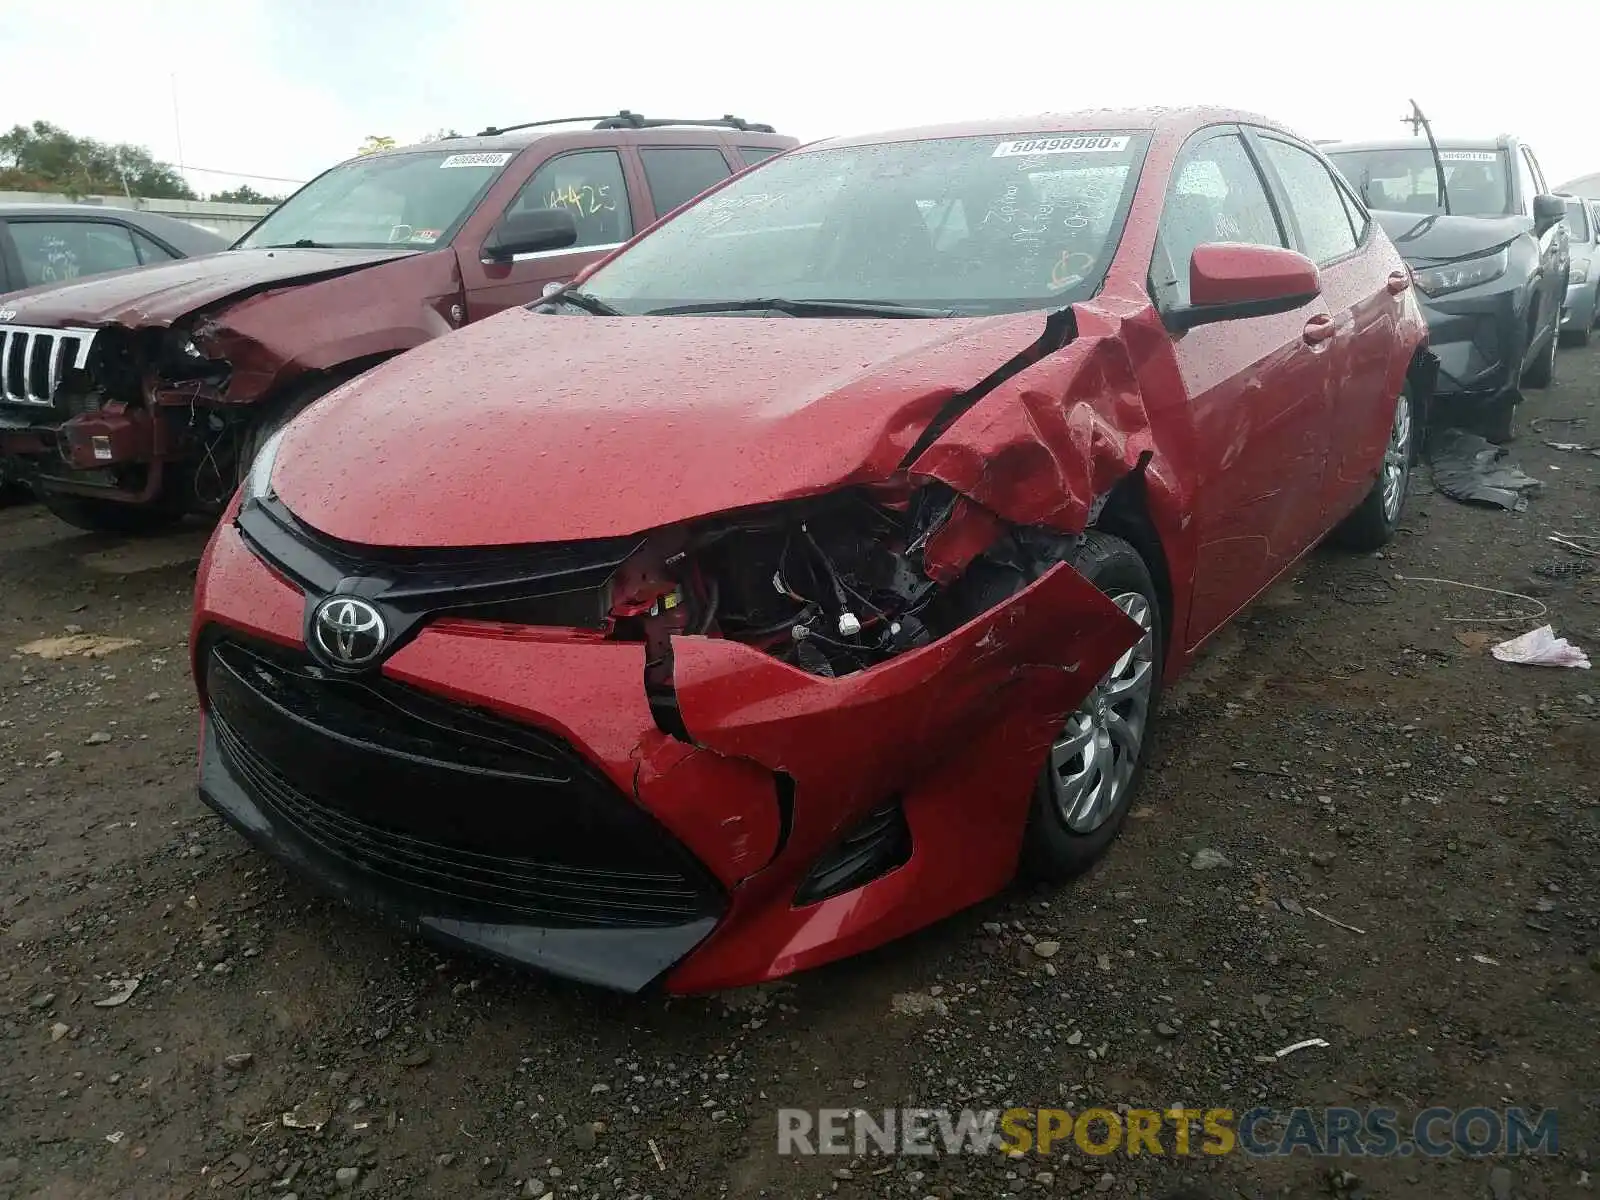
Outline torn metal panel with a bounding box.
[671,562,1141,862]
[907,324,1157,534]
[1427,427,1542,511]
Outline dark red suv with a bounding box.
[0,113,795,531]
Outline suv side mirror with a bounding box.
[1164,242,1321,332]
[1532,194,1565,235]
[483,207,578,262]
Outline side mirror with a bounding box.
[1532,194,1565,235]
[483,207,578,262]
[1164,242,1321,332]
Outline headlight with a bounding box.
[1572,258,1590,284]
[243,426,289,503]
[1412,247,1510,297]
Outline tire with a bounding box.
[233,373,356,492]
[1020,531,1163,882]
[1522,324,1557,388]
[1561,325,1591,348]
[1334,387,1415,551]
[38,488,184,535]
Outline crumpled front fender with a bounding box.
[663,561,1142,990]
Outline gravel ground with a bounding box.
[1,347,1598,1200]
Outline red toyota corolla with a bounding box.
[192,108,1431,993]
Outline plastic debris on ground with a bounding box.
[1490,625,1591,669]
[1427,428,1542,512]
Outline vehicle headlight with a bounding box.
[243,426,289,503]
[1572,258,1590,284]
[1412,247,1510,297]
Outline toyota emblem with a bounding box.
[311,596,388,668]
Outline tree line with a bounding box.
[2,122,472,206]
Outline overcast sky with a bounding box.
[1,0,1593,198]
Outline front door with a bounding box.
[458,148,637,320]
[1152,129,1338,650]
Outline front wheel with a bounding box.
[1522,324,1558,388]
[1020,531,1163,881]
[1333,387,1414,551]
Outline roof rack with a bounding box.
[476,111,776,137]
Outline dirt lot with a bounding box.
[2,348,1598,1200]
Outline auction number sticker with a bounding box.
[1438,151,1498,163]
[439,152,513,169]
[993,135,1129,158]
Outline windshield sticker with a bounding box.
[439,152,513,169]
[386,224,414,244]
[409,229,442,244]
[1438,151,1498,163]
[993,135,1129,158]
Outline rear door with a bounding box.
[458,147,638,319]
[1250,131,1398,527]
[1151,127,1338,649]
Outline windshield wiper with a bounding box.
[643,297,957,318]
[536,289,621,316]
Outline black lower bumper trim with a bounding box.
[200,721,716,992]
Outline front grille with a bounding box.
[0,324,96,407]
[205,636,722,928]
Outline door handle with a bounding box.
[1302,314,1337,345]
[1386,269,1410,295]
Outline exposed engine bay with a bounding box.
[606,485,1082,690]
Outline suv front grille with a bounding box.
[0,324,96,407]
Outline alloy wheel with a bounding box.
[1048,591,1156,833]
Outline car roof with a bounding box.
[805,106,1300,150]
[0,202,230,255]
[364,121,797,161]
[1321,136,1514,154]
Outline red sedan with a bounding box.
[192,107,1431,993]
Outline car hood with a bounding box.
[1371,210,1528,265]
[0,246,418,328]
[271,305,1048,547]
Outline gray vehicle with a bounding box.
[0,203,228,297]
[1560,196,1600,346]
[1324,132,1569,442]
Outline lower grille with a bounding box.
[0,324,96,407]
[205,637,722,929]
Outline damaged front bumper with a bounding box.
[193,496,1139,992]
[1409,280,1528,407]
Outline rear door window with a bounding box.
[640,147,735,218]
[131,229,180,264]
[9,220,142,286]
[1257,137,1359,265]
[738,146,783,167]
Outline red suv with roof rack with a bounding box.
[0,112,795,532]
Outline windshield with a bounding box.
[1564,198,1591,241]
[235,149,515,250]
[1326,148,1512,217]
[577,132,1150,316]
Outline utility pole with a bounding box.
[171,72,187,189]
